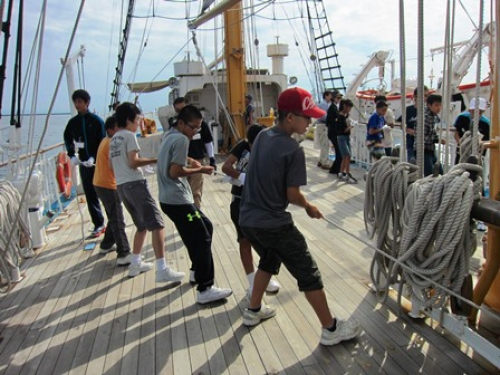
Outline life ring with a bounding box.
[56,152,72,198]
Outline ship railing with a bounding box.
[350,122,462,172]
[0,142,67,219]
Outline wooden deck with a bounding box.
[0,140,498,374]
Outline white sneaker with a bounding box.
[128,260,153,277]
[117,254,132,266]
[320,318,361,346]
[242,305,276,326]
[99,244,117,254]
[189,270,196,284]
[266,279,281,293]
[156,268,185,283]
[196,286,233,304]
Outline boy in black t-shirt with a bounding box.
[222,125,281,298]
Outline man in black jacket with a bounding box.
[64,89,105,237]
[326,90,343,176]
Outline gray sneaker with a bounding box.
[156,268,185,283]
[117,254,132,266]
[99,244,117,254]
[196,286,233,304]
[320,318,361,346]
[242,305,276,326]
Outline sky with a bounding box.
[0,0,492,117]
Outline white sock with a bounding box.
[247,271,255,288]
[132,254,142,266]
[156,258,167,271]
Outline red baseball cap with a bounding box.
[277,87,326,118]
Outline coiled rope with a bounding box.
[397,163,481,309]
[364,157,420,297]
[365,156,482,310]
[459,130,483,164]
[0,182,31,292]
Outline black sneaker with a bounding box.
[347,173,358,184]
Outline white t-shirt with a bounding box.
[110,129,144,185]
[382,125,393,148]
[385,108,395,126]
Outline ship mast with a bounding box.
[190,0,246,138]
[223,3,246,138]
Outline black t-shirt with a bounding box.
[335,114,350,135]
[454,113,490,141]
[229,140,251,197]
[188,121,214,159]
[397,105,417,149]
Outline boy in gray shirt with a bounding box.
[110,102,184,283]
[240,87,360,346]
[157,104,232,304]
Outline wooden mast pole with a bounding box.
[224,2,246,139]
[469,0,500,324]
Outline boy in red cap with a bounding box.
[239,87,361,346]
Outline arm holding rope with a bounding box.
[287,186,323,219]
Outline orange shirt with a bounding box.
[93,137,116,190]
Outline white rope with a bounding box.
[397,163,481,309]
[364,157,419,297]
[363,157,483,315]
[459,130,483,164]
[324,199,500,324]
[471,0,485,156]
[415,1,425,179]
[398,0,407,161]
[0,182,31,292]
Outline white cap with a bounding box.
[469,97,487,111]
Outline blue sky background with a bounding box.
[0,0,492,117]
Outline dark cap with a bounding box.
[331,89,343,98]
[245,94,253,101]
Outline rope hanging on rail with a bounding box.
[397,163,481,309]
[364,157,419,298]
[365,155,482,310]
[0,181,31,292]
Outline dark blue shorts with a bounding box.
[230,196,245,242]
[337,135,351,157]
[240,224,323,291]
